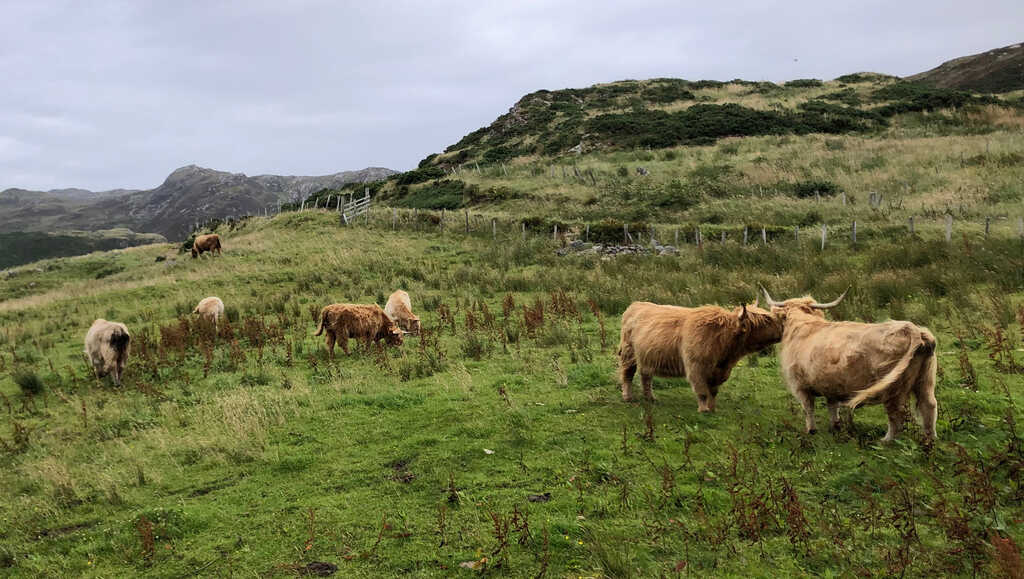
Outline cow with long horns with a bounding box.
[617,299,782,412]
[761,286,937,442]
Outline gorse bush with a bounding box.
[14,371,44,397]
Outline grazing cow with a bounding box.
[193,296,225,330]
[384,290,421,335]
[191,234,222,258]
[617,299,782,412]
[84,319,131,386]
[761,286,937,442]
[313,303,405,357]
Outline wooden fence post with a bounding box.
[820,224,827,250]
[465,210,470,234]
[1018,216,1023,239]
[841,192,846,206]
[945,214,952,242]
[623,223,628,244]
[553,224,558,241]
[720,231,726,244]
[743,227,748,245]
[985,216,990,239]
[522,222,526,241]
[762,227,767,245]
[585,223,590,242]
[300,200,306,211]
[674,229,679,246]
[852,220,857,245]
[794,226,799,242]
[908,216,914,235]
[696,227,702,247]
[492,218,496,240]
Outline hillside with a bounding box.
[0,165,397,241]
[310,73,1024,238]
[908,41,1024,93]
[0,209,1021,576]
[0,229,166,270]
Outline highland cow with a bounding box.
[84,319,131,386]
[762,286,937,442]
[193,296,225,330]
[384,290,421,335]
[617,299,782,412]
[313,303,405,357]
[191,234,222,258]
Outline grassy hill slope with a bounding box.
[908,42,1024,93]
[0,210,1022,576]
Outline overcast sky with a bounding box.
[1,1,1021,191]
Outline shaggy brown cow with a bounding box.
[313,303,404,357]
[761,286,937,442]
[191,234,222,258]
[617,299,782,412]
[84,319,131,386]
[193,296,225,329]
[384,290,421,335]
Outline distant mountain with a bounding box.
[0,165,398,240]
[907,42,1024,93]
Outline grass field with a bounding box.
[1,209,1022,577]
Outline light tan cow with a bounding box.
[762,286,937,442]
[617,299,782,412]
[84,319,131,386]
[384,290,421,335]
[313,303,405,357]
[193,296,225,329]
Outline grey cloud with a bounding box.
[0,0,1020,190]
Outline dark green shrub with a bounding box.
[792,180,839,198]
[643,81,695,103]
[14,371,44,397]
[652,179,701,209]
[396,166,446,186]
[395,180,473,210]
[786,78,823,88]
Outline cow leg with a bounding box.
[641,373,655,402]
[340,332,350,355]
[619,358,637,402]
[689,378,713,413]
[828,400,842,432]
[325,331,336,358]
[795,390,816,434]
[882,399,907,442]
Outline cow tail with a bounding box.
[846,332,925,409]
[313,310,326,336]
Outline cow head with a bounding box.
[760,285,849,321]
[735,298,783,351]
[385,325,405,346]
[191,246,199,258]
[408,316,421,336]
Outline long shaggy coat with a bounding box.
[191,234,222,258]
[84,319,131,386]
[384,290,421,335]
[772,298,937,441]
[314,303,404,357]
[617,301,781,412]
[193,296,225,329]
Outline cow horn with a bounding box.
[759,284,784,308]
[811,286,851,309]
